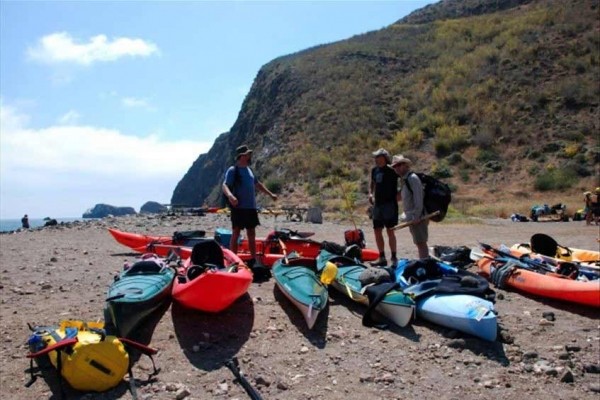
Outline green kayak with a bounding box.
[317,250,414,327]
[273,258,328,329]
[105,255,175,337]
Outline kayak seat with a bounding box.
[125,260,163,275]
[285,257,317,269]
[191,239,224,267]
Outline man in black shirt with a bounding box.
[368,149,399,267]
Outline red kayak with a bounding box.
[108,228,379,267]
[172,240,252,312]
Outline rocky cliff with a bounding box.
[171,0,599,212]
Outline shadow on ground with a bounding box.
[272,285,329,349]
[328,289,421,342]
[171,294,254,371]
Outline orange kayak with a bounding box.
[108,228,379,266]
[476,251,600,307]
[172,241,252,312]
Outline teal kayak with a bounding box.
[317,250,415,327]
[273,258,328,329]
[105,255,175,337]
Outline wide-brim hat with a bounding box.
[235,145,253,159]
[372,148,391,163]
[390,154,412,167]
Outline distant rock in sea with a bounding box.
[140,201,168,214]
[83,204,137,219]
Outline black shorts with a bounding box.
[231,208,260,229]
[372,201,399,229]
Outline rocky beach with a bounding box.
[0,213,598,400]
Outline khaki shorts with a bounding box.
[409,220,429,244]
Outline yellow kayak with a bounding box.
[511,243,599,263]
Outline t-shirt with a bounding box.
[371,166,398,205]
[224,166,258,209]
[400,172,425,222]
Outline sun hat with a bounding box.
[235,145,253,159]
[390,154,412,167]
[372,148,391,163]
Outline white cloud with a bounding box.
[27,32,159,66]
[57,110,81,125]
[0,101,211,219]
[121,97,153,110]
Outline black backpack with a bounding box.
[404,172,451,222]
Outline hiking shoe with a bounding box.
[390,257,398,267]
[370,257,387,267]
[251,264,271,283]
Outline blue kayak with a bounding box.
[396,259,497,341]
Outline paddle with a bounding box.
[392,211,440,231]
[224,357,263,400]
[478,243,555,274]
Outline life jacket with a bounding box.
[26,320,158,398]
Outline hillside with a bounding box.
[171,0,599,217]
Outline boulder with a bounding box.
[83,204,137,219]
[140,201,168,214]
[305,207,323,224]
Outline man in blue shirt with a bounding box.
[222,145,278,268]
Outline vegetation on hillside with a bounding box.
[172,0,599,216]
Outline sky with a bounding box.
[0,0,435,219]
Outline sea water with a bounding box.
[0,217,84,233]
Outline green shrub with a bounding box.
[534,168,578,191]
[459,168,470,182]
[476,149,498,163]
[264,178,283,194]
[433,124,470,157]
[446,152,463,165]
[431,160,453,179]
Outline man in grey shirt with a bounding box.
[390,155,429,259]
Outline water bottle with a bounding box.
[320,261,338,285]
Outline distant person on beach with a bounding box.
[391,155,429,259]
[21,214,29,229]
[591,187,600,226]
[222,145,278,270]
[368,148,399,267]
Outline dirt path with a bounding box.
[1,214,598,399]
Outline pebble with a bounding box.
[583,363,600,373]
[590,384,600,393]
[359,374,374,383]
[165,383,179,392]
[375,373,394,384]
[542,311,555,321]
[300,346,309,354]
[175,388,191,400]
[217,382,229,392]
[565,345,581,352]
[277,380,289,390]
[255,376,271,387]
[560,368,574,383]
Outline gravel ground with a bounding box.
[0,213,599,400]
